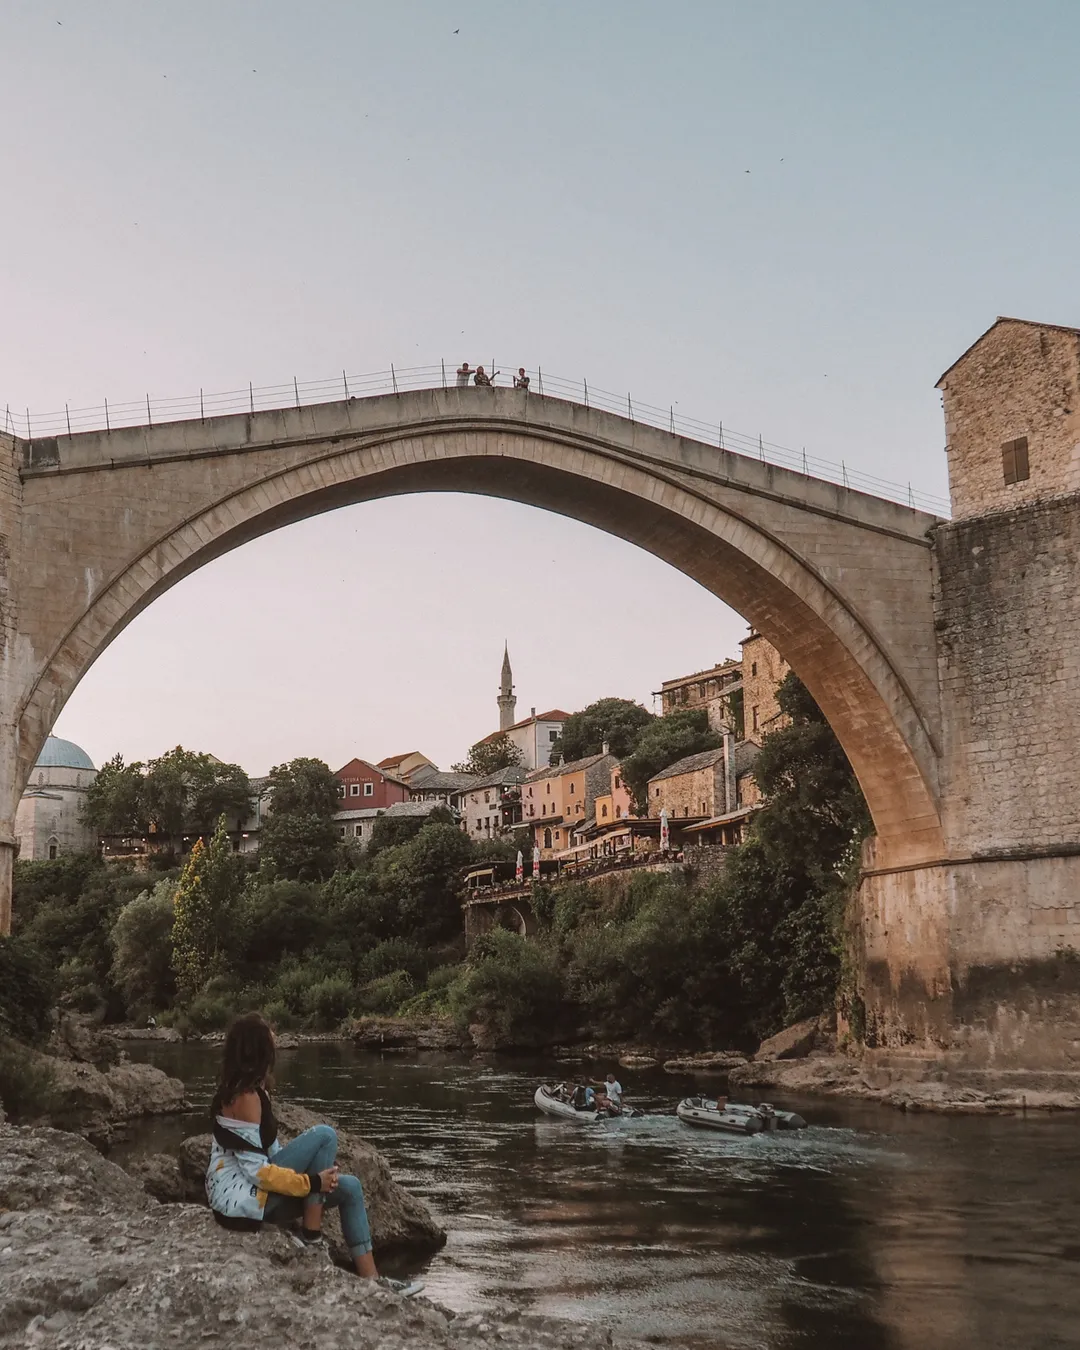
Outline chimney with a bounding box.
[602,740,610,756]
[531,706,536,717]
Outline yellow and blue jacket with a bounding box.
[205,1098,322,1230]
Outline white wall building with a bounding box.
[15,736,98,861]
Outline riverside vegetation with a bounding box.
[0,676,869,1119]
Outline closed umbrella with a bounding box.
[515,850,523,884]
[660,808,670,852]
[532,846,541,880]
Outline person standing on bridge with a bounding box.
[513,367,530,391]
[456,361,472,387]
[473,365,494,387]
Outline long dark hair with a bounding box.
[210,1012,275,1117]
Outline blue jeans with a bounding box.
[263,1124,373,1258]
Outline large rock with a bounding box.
[753,1016,820,1061]
[126,1151,186,1203]
[175,1099,445,1258]
[351,1016,467,1052]
[0,1124,621,1350]
[40,1054,186,1140]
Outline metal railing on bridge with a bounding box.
[3,361,951,515]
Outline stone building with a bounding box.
[647,738,760,824]
[408,770,478,815]
[655,657,742,732]
[15,735,97,860]
[937,316,1080,519]
[656,631,788,741]
[741,630,790,740]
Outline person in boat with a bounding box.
[593,1073,623,1113]
[205,1012,423,1298]
[710,1092,728,1112]
[570,1079,596,1111]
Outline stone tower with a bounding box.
[497,643,517,731]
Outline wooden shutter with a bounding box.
[1002,436,1030,485]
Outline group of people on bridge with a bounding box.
[456,362,531,391]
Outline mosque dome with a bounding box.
[34,736,96,772]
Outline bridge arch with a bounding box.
[14,399,943,874]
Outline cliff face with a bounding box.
[0,1124,614,1350]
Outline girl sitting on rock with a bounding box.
[205,1011,423,1297]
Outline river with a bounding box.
[119,1041,1080,1350]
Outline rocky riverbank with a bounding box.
[0,1124,633,1350]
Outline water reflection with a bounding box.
[122,1042,1080,1350]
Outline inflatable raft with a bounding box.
[534,1084,598,1122]
[676,1096,764,1134]
[725,1101,807,1131]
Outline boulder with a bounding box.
[0,1123,614,1350]
[618,1054,659,1069]
[754,1017,820,1062]
[176,1099,445,1259]
[127,1151,186,1203]
[49,1013,118,1067]
[103,1025,183,1043]
[41,1054,186,1140]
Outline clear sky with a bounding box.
[3,1,1078,774]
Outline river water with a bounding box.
[121,1042,1080,1350]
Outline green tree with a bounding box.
[145,747,252,840]
[620,709,723,812]
[81,754,147,836]
[110,878,177,1016]
[259,758,341,882]
[171,817,244,1000]
[451,733,523,776]
[551,697,654,764]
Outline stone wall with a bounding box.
[740,632,789,738]
[0,431,21,932]
[651,758,724,820]
[939,319,1080,519]
[933,493,1080,856]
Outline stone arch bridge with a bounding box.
[3,358,1078,1076]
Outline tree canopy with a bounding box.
[451,733,523,777]
[259,757,342,883]
[81,748,251,841]
[551,697,654,764]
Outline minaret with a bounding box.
[497,643,517,731]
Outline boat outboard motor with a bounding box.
[758,1102,779,1133]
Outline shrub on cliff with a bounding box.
[0,934,55,1043]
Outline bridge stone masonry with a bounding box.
[1,315,1078,1079]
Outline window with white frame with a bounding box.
[349,783,360,796]
[363,783,374,797]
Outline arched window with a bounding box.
[47,836,59,860]
[543,828,552,849]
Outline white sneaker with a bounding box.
[377,1275,425,1299]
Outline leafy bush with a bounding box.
[447,930,565,1046]
[302,974,354,1029]
[354,970,414,1014]
[0,1039,57,1122]
[185,991,237,1031]
[355,939,430,986]
[0,935,55,1043]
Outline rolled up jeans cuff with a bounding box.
[349,1239,373,1258]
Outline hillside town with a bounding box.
[15,628,789,885]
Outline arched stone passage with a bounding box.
[16,422,941,864]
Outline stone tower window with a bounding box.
[1002,437,1030,485]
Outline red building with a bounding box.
[334,758,409,808]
